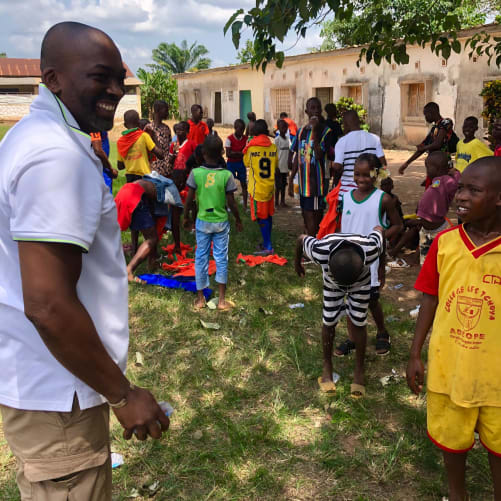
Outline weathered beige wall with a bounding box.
[175,27,501,147]
[175,65,265,126]
[0,94,33,120]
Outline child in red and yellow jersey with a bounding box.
[243,119,277,255]
[407,156,501,501]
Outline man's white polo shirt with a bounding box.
[0,84,129,412]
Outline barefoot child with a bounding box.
[335,154,403,356]
[274,119,291,208]
[295,227,384,396]
[225,119,248,209]
[243,119,277,255]
[184,136,243,310]
[115,177,179,282]
[407,156,501,501]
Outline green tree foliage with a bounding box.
[0,52,6,58]
[225,0,501,71]
[480,80,501,140]
[149,40,211,74]
[334,97,369,131]
[236,40,257,64]
[137,68,179,119]
[319,0,486,51]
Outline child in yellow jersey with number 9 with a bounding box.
[243,119,277,255]
[407,156,501,501]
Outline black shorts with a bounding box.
[130,198,155,231]
[300,195,326,212]
[275,172,288,190]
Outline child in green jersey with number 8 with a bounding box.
[184,136,243,310]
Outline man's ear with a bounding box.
[41,68,61,95]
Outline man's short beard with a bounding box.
[89,114,115,132]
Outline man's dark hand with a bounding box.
[288,179,294,198]
[406,356,425,396]
[113,386,170,441]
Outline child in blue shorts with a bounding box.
[225,119,248,210]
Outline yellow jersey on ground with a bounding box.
[244,138,277,202]
[415,225,501,407]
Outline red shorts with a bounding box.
[250,197,275,221]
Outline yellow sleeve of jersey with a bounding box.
[243,149,250,168]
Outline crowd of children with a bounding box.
[108,99,501,500]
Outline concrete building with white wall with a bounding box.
[0,58,141,121]
[174,23,501,148]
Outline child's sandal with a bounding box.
[334,339,355,357]
[375,332,391,356]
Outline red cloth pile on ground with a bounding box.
[161,243,193,260]
[160,242,216,278]
[236,253,288,267]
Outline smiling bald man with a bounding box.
[0,22,169,500]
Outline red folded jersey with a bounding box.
[236,253,288,267]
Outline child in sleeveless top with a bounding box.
[335,153,403,356]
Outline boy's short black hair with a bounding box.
[253,119,269,136]
[306,96,321,109]
[234,118,245,129]
[247,111,256,120]
[424,102,440,113]
[380,177,394,190]
[279,112,288,118]
[277,119,287,128]
[124,109,139,127]
[464,116,478,126]
[153,100,168,112]
[176,120,190,132]
[324,103,336,113]
[328,243,365,286]
[202,135,223,161]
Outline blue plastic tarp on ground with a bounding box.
[138,274,212,299]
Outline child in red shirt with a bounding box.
[187,104,209,145]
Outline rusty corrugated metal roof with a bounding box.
[0,58,135,78]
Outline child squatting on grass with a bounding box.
[295,226,384,398]
[407,157,501,501]
[183,135,243,311]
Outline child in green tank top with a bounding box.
[184,136,243,310]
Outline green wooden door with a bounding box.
[239,90,252,123]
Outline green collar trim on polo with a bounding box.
[350,187,377,204]
[40,83,91,139]
[122,128,139,135]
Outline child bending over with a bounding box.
[335,154,403,356]
[184,136,243,310]
[295,226,384,397]
[407,157,501,501]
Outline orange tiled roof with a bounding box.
[0,58,135,78]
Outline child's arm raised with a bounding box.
[226,192,243,232]
[406,293,438,395]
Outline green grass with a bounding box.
[0,125,11,142]
[0,131,495,500]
